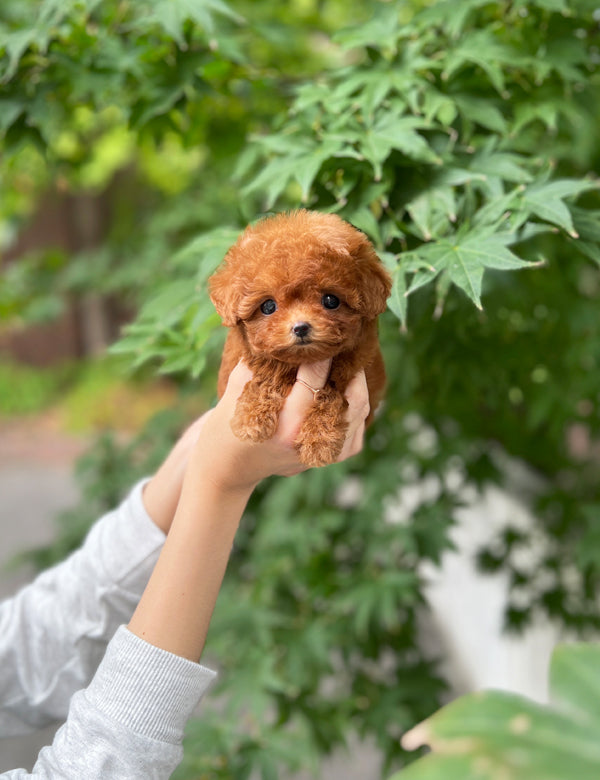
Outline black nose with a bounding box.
[292,322,311,339]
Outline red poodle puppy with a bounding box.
[209,209,391,467]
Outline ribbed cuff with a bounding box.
[85,625,217,744]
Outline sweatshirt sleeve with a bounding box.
[1,626,217,780]
[0,480,168,734]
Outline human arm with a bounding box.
[128,359,369,661]
[1,360,368,778]
[0,393,211,736]
[0,479,167,735]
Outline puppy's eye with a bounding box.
[260,299,277,315]
[322,293,340,310]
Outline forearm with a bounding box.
[129,466,253,662]
[142,416,208,534]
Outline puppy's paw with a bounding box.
[230,382,282,443]
[295,392,348,467]
[231,405,278,442]
[296,434,344,468]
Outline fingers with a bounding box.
[288,359,332,413]
[296,359,331,390]
[345,370,370,425]
[337,370,369,462]
[338,421,366,462]
[220,361,369,468]
[282,364,369,464]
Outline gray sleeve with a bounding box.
[1,626,217,779]
[0,480,167,734]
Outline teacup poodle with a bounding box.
[209,209,391,467]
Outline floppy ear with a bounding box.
[353,237,392,319]
[209,224,261,326]
[209,260,240,327]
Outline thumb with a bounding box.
[222,361,253,403]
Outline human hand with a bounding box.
[144,360,369,529]
[188,359,369,495]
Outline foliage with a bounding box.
[4,0,600,778]
[0,0,365,319]
[238,0,600,321]
[0,0,244,154]
[396,643,600,780]
[225,0,600,637]
[0,355,184,431]
[0,359,66,415]
[56,357,184,433]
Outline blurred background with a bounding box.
[1,1,600,777]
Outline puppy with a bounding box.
[209,209,391,467]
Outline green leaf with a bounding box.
[242,155,299,209]
[454,95,507,134]
[513,101,560,134]
[550,644,600,731]
[442,31,517,94]
[415,0,494,40]
[521,180,600,237]
[469,151,533,184]
[0,27,49,81]
[0,99,23,131]
[327,67,413,120]
[388,754,487,780]
[171,226,241,276]
[342,206,381,247]
[524,0,570,11]
[145,0,244,46]
[333,4,400,52]
[570,208,600,243]
[292,137,344,201]
[361,113,440,180]
[137,279,197,323]
[421,90,458,126]
[402,688,600,780]
[568,208,600,267]
[472,187,522,229]
[571,239,600,268]
[406,233,534,309]
[387,270,407,328]
[406,188,457,241]
[399,644,600,780]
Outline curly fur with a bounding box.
[209,209,392,467]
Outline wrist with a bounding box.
[187,413,265,497]
[142,415,210,534]
[185,457,257,508]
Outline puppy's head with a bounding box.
[209,209,391,364]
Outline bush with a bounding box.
[0,359,64,415]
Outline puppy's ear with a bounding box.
[209,261,239,327]
[353,238,392,319]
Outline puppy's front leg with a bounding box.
[295,386,348,467]
[230,365,293,443]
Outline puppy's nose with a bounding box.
[292,322,312,339]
